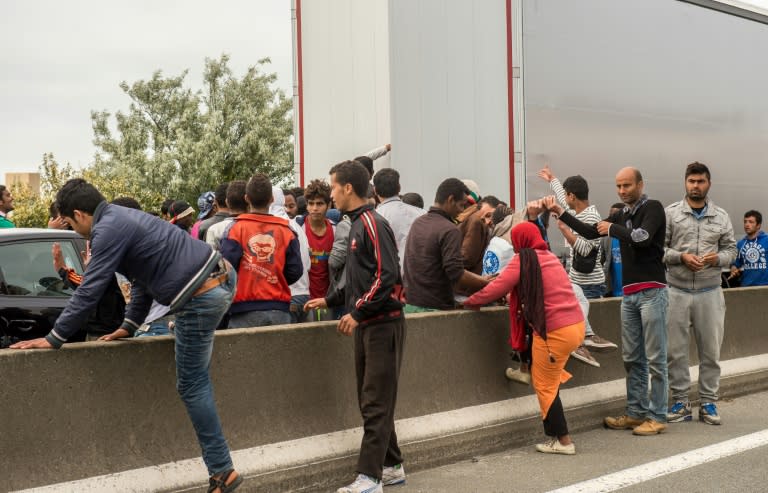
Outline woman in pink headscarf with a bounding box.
[464,221,584,455]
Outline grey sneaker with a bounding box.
[337,474,383,493]
[505,367,531,385]
[667,401,692,423]
[699,402,722,425]
[570,345,600,367]
[583,334,618,351]
[382,464,406,486]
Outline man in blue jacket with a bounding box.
[11,179,243,493]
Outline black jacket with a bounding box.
[558,196,667,288]
[326,204,403,325]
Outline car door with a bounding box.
[0,235,87,346]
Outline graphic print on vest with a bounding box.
[245,230,279,284]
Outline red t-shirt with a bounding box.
[305,219,335,298]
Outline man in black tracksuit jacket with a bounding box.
[305,161,405,492]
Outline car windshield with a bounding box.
[0,240,83,297]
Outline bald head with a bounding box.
[616,167,642,184]
[615,167,644,206]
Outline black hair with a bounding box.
[296,195,307,216]
[330,160,370,198]
[214,182,229,207]
[304,179,332,204]
[226,180,248,213]
[401,192,424,209]
[246,173,273,208]
[562,175,589,201]
[611,202,625,210]
[353,156,374,178]
[55,178,106,218]
[161,198,174,216]
[745,210,763,225]
[282,189,295,200]
[435,178,471,205]
[480,195,502,208]
[49,201,60,218]
[373,168,400,199]
[0,185,6,196]
[685,161,711,181]
[111,197,142,210]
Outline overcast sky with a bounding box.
[3,0,768,178]
[1,0,293,175]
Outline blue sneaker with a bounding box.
[667,401,692,422]
[699,402,721,425]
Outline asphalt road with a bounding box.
[395,390,768,493]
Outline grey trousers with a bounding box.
[667,286,725,403]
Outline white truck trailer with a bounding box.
[292,0,768,230]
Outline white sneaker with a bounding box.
[337,474,383,493]
[382,464,406,486]
[535,438,576,455]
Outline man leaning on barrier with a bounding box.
[10,178,243,493]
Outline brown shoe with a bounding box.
[632,419,667,436]
[604,414,644,430]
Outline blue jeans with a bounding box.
[135,317,173,337]
[229,309,291,328]
[621,287,669,423]
[579,284,605,299]
[174,269,237,476]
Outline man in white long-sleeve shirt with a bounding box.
[538,166,618,366]
[374,168,425,271]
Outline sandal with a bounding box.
[207,469,243,493]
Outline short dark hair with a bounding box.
[435,178,471,204]
[480,195,502,208]
[373,168,400,199]
[304,179,332,204]
[111,197,142,210]
[354,156,374,178]
[282,189,295,200]
[56,179,106,218]
[214,182,229,207]
[330,160,370,198]
[611,202,625,211]
[745,210,762,225]
[562,175,589,201]
[49,201,60,218]
[685,161,711,181]
[401,192,424,209]
[0,185,7,196]
[246,173,273,208]
[296,195,307,215]
[161,198,174,216]
[226,180,248,212]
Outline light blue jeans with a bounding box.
[174,269,237,476]
[621,287,669,423]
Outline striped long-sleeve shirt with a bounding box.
[550,178,606,286]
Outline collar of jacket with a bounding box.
[680,198,715,218]
[428,206,455,223]
[345,203,375,221]
[92,200,109,225]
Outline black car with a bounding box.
[0,228,88,347]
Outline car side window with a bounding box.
[0,241,82,297]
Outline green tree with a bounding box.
[9,153,164,227]
[91,54,294,205]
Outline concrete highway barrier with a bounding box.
[4,287,768,492]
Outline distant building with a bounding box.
[5,173,41,195]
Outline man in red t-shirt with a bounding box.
[304,179,335,299]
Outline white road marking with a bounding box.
[548,429,768,493]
